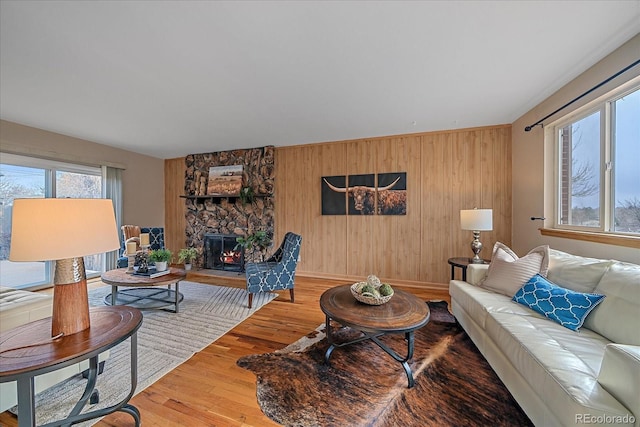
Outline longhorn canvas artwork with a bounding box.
[321,175,347,215]
[346,174,375,215]
[377,172,407,215]
[321,172,407,216]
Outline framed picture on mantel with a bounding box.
[207,165,243,196]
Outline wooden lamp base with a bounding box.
[51,258,90,337]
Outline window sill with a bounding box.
[540,228,640,249]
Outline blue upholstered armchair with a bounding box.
[117,226,165,268]
[245,232,302,308]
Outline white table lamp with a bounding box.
[460,208,493,263]
[9,198,120,337]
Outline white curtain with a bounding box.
[103,166,123,270]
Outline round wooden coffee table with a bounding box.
[101,267,187,313]
[319,285,430,388]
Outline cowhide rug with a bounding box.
[237,301,533,427]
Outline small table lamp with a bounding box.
[9,198,120,337]
[460,208,493,263]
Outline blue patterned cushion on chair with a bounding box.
[141,227,165,251]
[245,232,302,308]
[117,226,165,268]
[513,274,605,331]
[117,256,129,268]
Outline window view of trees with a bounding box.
[0,164,47,288]
[613,88,640,234]
[559,112,601,228]
[56,171,103,273]
[557,87,640,235]
[617,198,640,233]
[0,166,44,259]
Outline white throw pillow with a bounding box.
[547,249,612,293]
[480,242,550,297]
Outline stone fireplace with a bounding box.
[184,146,275,269]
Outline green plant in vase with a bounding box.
[149,248,172,271]
[235,230,272,262]
[238,185,255,205]
[178,247,198,270]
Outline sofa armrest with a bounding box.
[0,287,53,333]
[467,264,490,286]
[598,344,640,422]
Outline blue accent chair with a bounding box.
[117,226,165,268]
[245,232,302,308]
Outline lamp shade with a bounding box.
[9,198,120,261]
[460,209,493,231]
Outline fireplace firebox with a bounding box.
[203,233,244,272]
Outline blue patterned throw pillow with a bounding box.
[512,274,605,331]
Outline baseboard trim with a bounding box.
[183,268,449,291]
[295,270,448,290]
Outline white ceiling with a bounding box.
[1,1,639,159]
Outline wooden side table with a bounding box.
[0,306,142,427]
[448,257,490,282]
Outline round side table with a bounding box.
[0,306,143,427]
[448,257,489,281]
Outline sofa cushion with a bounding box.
[485,311,632,425]
[449,280,542,330]
[583,261,640,345]
[598,344,640,422]
[480,242,549,297]
[0,286,53,332]
[547,249,612,293]
[513,274,605,331]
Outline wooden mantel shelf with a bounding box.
[180,195,238,200]
[179,194,271,204]
[180,195,240,205]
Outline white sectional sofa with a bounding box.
[449,248,640,427]
[0,286,109,413]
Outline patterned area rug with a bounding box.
[237,301,533,427]
[12,282,276,426]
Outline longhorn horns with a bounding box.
[323,176,401,192]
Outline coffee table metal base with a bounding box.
[105,286,183,312]
[324,316,417,388]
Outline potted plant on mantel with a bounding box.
[149,248,172,272]
[178,247,198,271]
[238,185,255,205]
[235,230,272,262]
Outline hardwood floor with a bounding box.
[0,274,450,427]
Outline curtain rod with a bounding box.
[524,58,640,132]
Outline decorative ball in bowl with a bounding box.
[351,275,394,305]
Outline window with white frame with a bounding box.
[553,85,640,235]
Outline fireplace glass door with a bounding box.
[204,233,244,272]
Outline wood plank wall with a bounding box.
[164,158,187,257]
[164,124,512,288]
[274,125,512,287]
